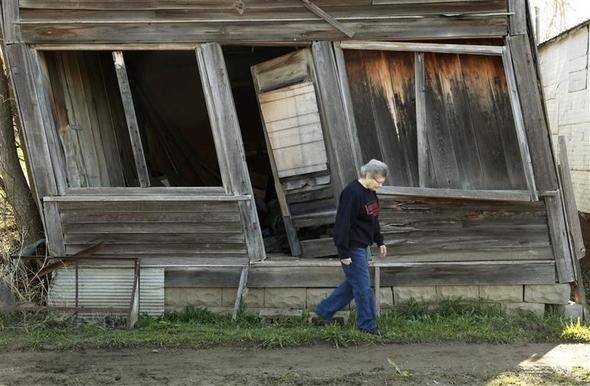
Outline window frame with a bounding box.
[335,40,539,202]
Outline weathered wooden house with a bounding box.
[1,0,586,317]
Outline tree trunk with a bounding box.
[0,48,44,248]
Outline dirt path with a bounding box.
[1,343,589,385]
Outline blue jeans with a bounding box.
[315,247,376,331]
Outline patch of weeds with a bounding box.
[561,320,590,342]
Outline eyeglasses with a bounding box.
[371,176,386,186]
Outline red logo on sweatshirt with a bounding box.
[365,200,380,217]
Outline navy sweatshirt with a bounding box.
[332,180,384,258]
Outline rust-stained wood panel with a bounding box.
[56,199,249,259]
[343,49,418,186]
[377,195,553,262]
[423,52,527,190]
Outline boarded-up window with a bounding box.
[343,49,527,191]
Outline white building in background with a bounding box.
[538,19,590,213]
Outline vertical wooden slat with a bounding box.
[312,41,360,198]
[1,0,20,44]
[112,51,150,188]
[414,52,428,188]
[5,44,58,222]
[42,200,65,256]
[29,50,68,194]
[196,43,265,261]
[501,47,537,200]
[558,137,585,260]
[332,42,362,175]
[508,0,527,36]
[506,35,558,192]
[545,192,575,283]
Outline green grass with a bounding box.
[1,300,589,351]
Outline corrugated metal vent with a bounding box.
[48,267,164,316]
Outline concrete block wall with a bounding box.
[165,284,572,318]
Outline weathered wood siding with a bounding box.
[56,200,248,259]
[423,53,526,190]
[343,49,418,186]
[44,51,136,187]
[13,1,509,44]
[377,195,553,262]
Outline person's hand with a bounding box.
[379,245,387,257]
[340,257,352,265]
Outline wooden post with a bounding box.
[374,265,381,317]
[4,44,59,223]
[196,43,266,261]
[112,51,150,188]
[42,200,65,256]
[312,41,361,199]
[414,52,429,187]
[233,265,249,320]
[545,192,575,283]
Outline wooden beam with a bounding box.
[508,0,527,36]
[112,51,150,188]
[501,46,538,200]
[558,137,585,260]
[1,0,20,43]
[42,200,65,256]
[44,195,250,202]
[339,41,504,55]
[65,187,225,196]
[300,0,355,38]
[378,186,533,202]
[545,193,575,283]
[506,35,558,192]
[414,52,429,188]
[232,265,249,320]
[4,44,59,221]
[196,42,266,261]
[312,41,361,199]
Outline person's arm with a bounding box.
[333,188,359,259]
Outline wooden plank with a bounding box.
[300,0,355,38]
[252,49,312,93]
[17,18,508,44]
[300,237,338,258]
[112,51,150,187]
[233,265,249,320]
[46,194,249,202]
[507,35,558,192]
[508,0,526,36]
[2,0,20,43]
[65,244,248,256]
[340,40,504,55]
[374,265,380,316]
[26,50,68,194]
[545,194,575,283]
[378,186,532,201]
[415,52,428,188]
[312,41,361,198]
[501,47,538,200]
[197,42,265,260]
[65,187,225,195]
[60,211,240,224]
[61,222,244,234]
[65,232,245,244]
[42,201,65,256]
[166,261,556,288]
[56,199,240,212]
[4,44,58,214]
[558,137,585,260]
[332,43,363,174]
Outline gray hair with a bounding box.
[360,159,388,178]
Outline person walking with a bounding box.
[315,159,388,334]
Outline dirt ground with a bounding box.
[1,343,589,385]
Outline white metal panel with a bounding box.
[48,266,164,316]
